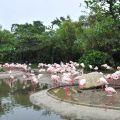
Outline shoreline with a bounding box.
[30,90,120,120]
[0,70,24,79]
[1,70,120,119]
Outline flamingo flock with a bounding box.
[38,62,120,97]
[0,63,39,91]
[0,62,120,97]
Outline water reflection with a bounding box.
[0,80,66,120]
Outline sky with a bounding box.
[0,0,88,30]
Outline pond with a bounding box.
[49,86,120,109]
[0,80,67,120]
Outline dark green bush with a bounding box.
[0,48,53,64]
[79,50,114,68]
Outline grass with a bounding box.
[48,86,120,108]
[49,87,66,99]
[49,86,79,99]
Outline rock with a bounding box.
[80,72,104,89]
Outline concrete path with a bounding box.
[30,90,120,120]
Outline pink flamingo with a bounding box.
[80,63,85,74]
[74,75,81,81]
[61,74,72,97]
[117,66,120,71]
[51,75,60,87]
[105,85,117,96]
[94,66,98,71]
[111,73,119,87]
[31,75,39,91]
[47,66,55,74]
[111,73,119,80]
[105,74,112,83]
[78,79,86,89]
[101,64,108,68]
[88,64,93,71]
[64,86,71,97]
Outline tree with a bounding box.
[0,29,16,51]
[83,0,120,65]
[51,16,71,28]
[53,19,77,62]
[85,0,120,20]
[11,21,46,50]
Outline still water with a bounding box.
[0,80,66,120]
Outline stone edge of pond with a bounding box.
[47,87,120,111]
[30,89,120,120]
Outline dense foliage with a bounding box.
[79,50,114,67]
[0,0,120,66]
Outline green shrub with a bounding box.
[79,50,114,68]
